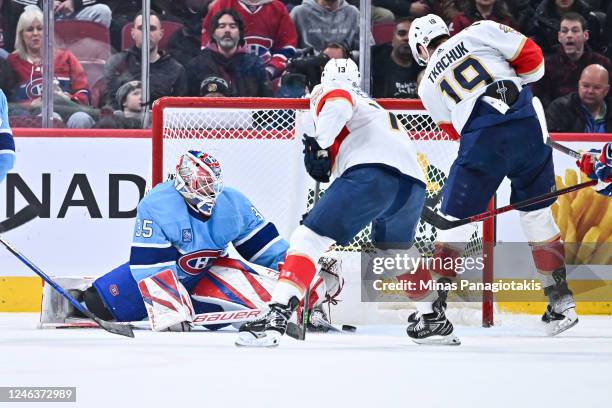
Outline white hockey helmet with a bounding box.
[321,58,360,88]
[409,14,450,66]
[174,150,224,216]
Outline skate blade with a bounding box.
[545,309,579,336]
[235,330,281,348]
[411,333,461,346]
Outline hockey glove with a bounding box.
[303,134,331,183]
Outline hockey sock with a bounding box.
[271,254,317,305]
[529,237,573,299]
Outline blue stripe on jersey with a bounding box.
[204,273,248,308]
[0,132,15,152]
[129,245,180,267]
[234,222,280,261]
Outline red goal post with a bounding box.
[152,97,495,327]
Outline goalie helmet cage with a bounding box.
[151,97,495,327]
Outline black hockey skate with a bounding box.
[406,309,460,346]
[542,294,578,336]
[307,305,332,332]
[541,269,579,336]
[235,298,298,347]
[407,277,451,324]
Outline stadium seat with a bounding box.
[121,21,184,51]
[81,59,106,88]
[54,20,111,60]
[372,22,396,45]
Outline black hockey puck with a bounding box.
[342,324,357,332]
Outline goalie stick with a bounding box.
[422,179,597,230]
[0,236,134,338]
[0,204,40,233]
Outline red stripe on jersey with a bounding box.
[315,89,353,116]
[438,122,461,141]
[329,126,350,168]
[279,254,317,292]
[510,38,543,75]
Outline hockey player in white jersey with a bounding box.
[71,150,342,332]
[0,89,15,183]
[236,58,432,347]
[407,15,578,341]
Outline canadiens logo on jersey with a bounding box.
[178,249,223,275]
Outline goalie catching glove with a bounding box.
[577,143,612,196]
[303,134,331,183]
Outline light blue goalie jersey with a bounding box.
[129,181,289,285]
[0,89,15,183]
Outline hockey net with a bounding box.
[152,97,494,327]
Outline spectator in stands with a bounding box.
[371,18,421,98]
[201,0,297,80]
[546,64,612,132]
[4,1,112,52]
[167,0,211,67]
[283,41,350,93]
[290,0,360,53]
[94,80,143,129]
[101,0,177,52]
[449,0,516,36]
[187,9,273,97]
[8,6,95,127]
[525,0,602,55]
[533,12,612,107]
[103,11,188,110]
[200,76,230,97]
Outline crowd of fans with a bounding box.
[0,0,611,132]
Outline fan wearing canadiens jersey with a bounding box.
[236,58,428,347]
[65,151,341,332]
[406,15,578,341]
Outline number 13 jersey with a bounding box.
[418,21,544,140]
[309,83,426,184]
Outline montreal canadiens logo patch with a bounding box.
[178,249,223,275]
[109,284,120,296]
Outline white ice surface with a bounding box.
[1,313,611,408]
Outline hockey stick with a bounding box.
[0,204,40,233]
[286,181,321,341]
[422,179,598,230]
[546,138,582,160]
[0,236,134,338]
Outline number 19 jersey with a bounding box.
[418,20,544,139]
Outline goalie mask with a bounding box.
[175,151,223,216]
[321,58,360,89]
[409,14,449,66]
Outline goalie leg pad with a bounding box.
[92,262,147,322]
[138,269,195,331]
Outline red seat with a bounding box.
[372,22,397,45]
[121,21,184,51]
[81,59,106,88]
[54,20,111,60]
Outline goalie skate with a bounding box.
[406,311,461,346]
[542,294,579,336]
